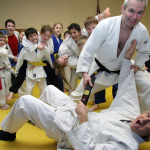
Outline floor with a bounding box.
[0,85,150,150]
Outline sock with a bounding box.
[0,130,16,141]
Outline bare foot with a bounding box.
[125,40,137,60]
[1,104,9,110]
[89,104,100,111]
[104,7,110,18]
[98,7,110,22]
[7,92,14,100]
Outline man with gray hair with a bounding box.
[69,0,150,113]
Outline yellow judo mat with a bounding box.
[0,85,150,150]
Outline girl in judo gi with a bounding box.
[51,22,63,63]
[0,32,16,110]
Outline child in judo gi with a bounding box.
[0,32,15,110]
[14,27,52,96]
[51,22,63,63]
[58,23,81,94]
[7,25,62,100]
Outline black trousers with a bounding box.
[9,60,63,93]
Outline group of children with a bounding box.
[0,7,116,111]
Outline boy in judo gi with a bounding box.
[58,23,81,94]
[15,27,52,96]
[0,32,15,110]
[0,38,150,150]
[69,0,150,113]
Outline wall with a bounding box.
[0,0,149,35]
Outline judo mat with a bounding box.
[0,84,150,150]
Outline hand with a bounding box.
[130,64,140,73]
[13,56,18,62]
[75,101,88,125]
[83,72,93,89]
[37,44,45,50]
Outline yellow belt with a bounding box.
[29,61,47,67]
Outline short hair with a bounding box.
[84,16,98,28]
[77,35,88,47]
[25,27,38,39]
[64,30,69,38]
[123,0,148,9]
[67,23,81,32]
[41,25,52,34]
[5,19,15,27]
[0,32,6,39]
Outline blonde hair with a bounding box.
[77,36,88,47]
[53,54,71,89]
[52,22,63,38]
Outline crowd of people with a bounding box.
[0,0,150,149]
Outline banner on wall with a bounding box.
[96,0,100,15]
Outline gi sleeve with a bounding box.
[44,48,53,67]
[76,20,108,73]
[22,36,40,52]
[67,55,78,68]
[135,29,150,69]
[3,56,15,75]
[67,122,132,150]
[15,48,25,73]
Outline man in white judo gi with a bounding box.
[0,40,150,149]
[69,0,150,113]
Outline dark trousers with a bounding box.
[9,60,63,93]
[95,84,118,104]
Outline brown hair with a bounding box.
[41,25,52,34]
[84,16,98,28]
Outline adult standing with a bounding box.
[69,0,150,113]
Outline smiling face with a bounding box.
[121,0,145,30]
[5,22,15,36]
[130,112,150,137]
[69,28,81,42]
[53,24,63,37]
[27,33,38,44]
[40,31,52,43]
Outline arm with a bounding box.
[3,56,15,75]
[22,36,40,52]
[67,102,132,150]
[67,54,78,68]
[15,48,25,73]
[44,48,53,67]
[0,47,8,56]
[134,28,150,70]
[58,36,74,56]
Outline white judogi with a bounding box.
[0,47,15,107]
[16,38,52,96]
[59,35,80,93]
[1,58,146,149]
[70,15,150,112]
